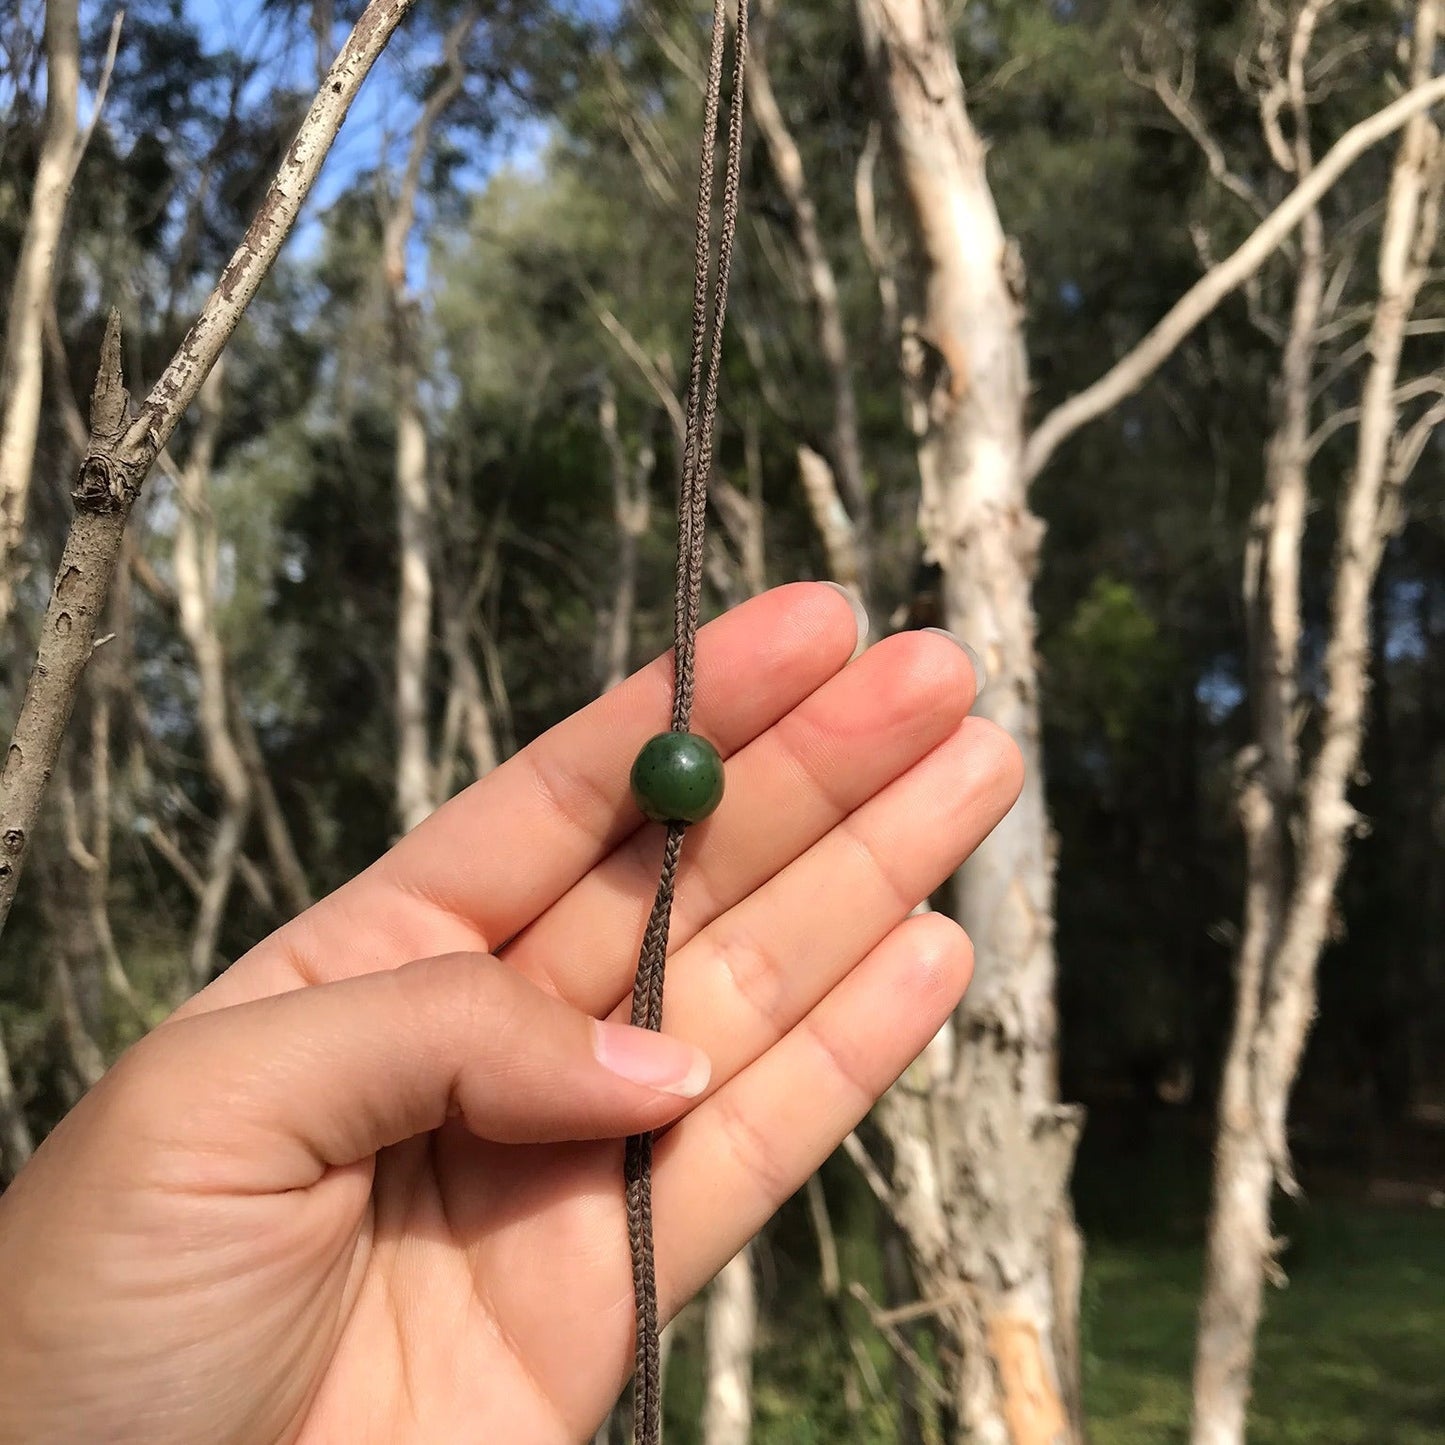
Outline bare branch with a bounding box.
[0,0,419,938]
[1024,73,1445,483]
[593,298,688,456]
[73,8,123,167]
[49,948,106,1090]
[229,684,313,915]
[602,54,684,209]
[842,1130,895,1213]
[1305,403,1360,457]
[126,0,420,463]
[640,8,705,91]
[860,1286,974,1328]
[854,121,901,343]
[186,803,250,990]
[1389,381,1445,486]
[1124,46,1267,219]
[748,6,869,531]
[797,445,863,592]
[804,1174,841,1298]
[142,820,205,898]
[848,1283,950,1406]
[381,5,478,286]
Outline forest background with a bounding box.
[1,1,1442,1442]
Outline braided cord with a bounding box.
[624,4,748,1442]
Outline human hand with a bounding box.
[0,584,1022,1444]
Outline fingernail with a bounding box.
[592,1021,712,1097]
[922,628,988,696]
[820,581,869,660]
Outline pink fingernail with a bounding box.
[592,1021,711,1097]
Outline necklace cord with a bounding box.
[624,3,748,1442]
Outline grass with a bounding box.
[1080,1196,1445,1445]
[1078,1120,1445,1445]
[657,1125,1445,1442]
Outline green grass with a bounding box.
[1075,1120,1445,1445]
[1082,1195,1445,1445]
[657,1132,1445,1442]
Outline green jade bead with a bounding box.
[630,731,726,824]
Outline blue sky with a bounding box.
[167,0,563,280]
[184,0,454,216]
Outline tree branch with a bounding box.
[1024,73,1445,483]
[593,297,688,456]
[848,1283,950,1407]
[73,8,124,168]
[1123,44,1267,220]
[843,1129,896,1213]
[0,0,419,939]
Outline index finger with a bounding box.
[181,583,863,1015]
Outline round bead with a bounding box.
[630,731,725,823]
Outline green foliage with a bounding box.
[1052,575,1176,751]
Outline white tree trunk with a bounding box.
[856,3,1083,1439]
[232,691,314,916]
[392,336,435,834]
[382,7,476,835]
[748,0,869,577]
[702,1245,758,1445]
[0,1024,35,1179]
[1193,4,1444,1441]
[1192,10,1324,1433]
[0,0,81,626]
[170,360,253,985]
[598,380,653,693]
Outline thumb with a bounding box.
[115,954,710,1192]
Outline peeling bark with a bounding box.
[852,3,1445,1437]
[855,3,1082,1438]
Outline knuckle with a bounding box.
[713,928,793,1036]
[713,1091,793,1205]
[799,1014,875,1107]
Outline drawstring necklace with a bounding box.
[622,3,748,1442]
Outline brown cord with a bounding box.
[624,3,747,1442]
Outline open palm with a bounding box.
[0,585,1021,1445]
